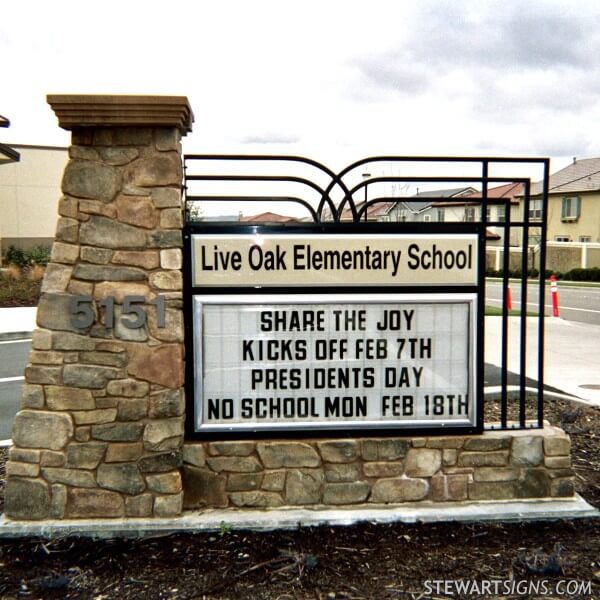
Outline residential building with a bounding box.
[0,144,68,258]
[408,187,477,223]
[454,182,523,246]
[192,212,297,223]
[240,211,296,223]
[340,186,477,222]
[525,157,600,244]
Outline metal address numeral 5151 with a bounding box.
[69,295,166,329]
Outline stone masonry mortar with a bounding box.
[181,427,574,509]
[5,105,189,520]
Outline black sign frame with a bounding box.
[183,221,485,440]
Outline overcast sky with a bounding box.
[2,0,599,204]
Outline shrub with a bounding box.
[485,268,540,279]
[3,244,51,268]
[6,264,22,280]
[28,265,46,282]
[4,246,28,268]
[27,246,51,266]
[0,245,48,306]
[563,267,600,282]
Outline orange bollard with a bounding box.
[550,274,559,317]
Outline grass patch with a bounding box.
[486,277,600,288]
[485,305,537,316]
[0,266,43,307]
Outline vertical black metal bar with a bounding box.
[479,160,489,432]
[519,180,531,427]
[501,199,512,429]
[183,158,189,223]
[537,160,550,428]
[182,227,197,438]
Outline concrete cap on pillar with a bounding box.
[47,94,194,135]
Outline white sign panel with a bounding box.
[193,294,477,432]
[191,234,478,288]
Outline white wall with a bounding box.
[0,145,67,249]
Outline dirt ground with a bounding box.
[0,397,598,600]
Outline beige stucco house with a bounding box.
[0,144,68,259]
[525,157,600,244]
[513,158,600,271]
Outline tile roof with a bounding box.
[339,200,387,221]
[339,199,429,221]
[531,158,600,195]
[455,182,523,205]
[240,211,296,223]
[412,186,477,198]
[401,200,435,213]
[339,187,483,220]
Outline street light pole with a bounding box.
[362,172,371,222]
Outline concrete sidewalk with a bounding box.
[484,316,600,406]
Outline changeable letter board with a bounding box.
[187,232,482,436]
[193,294,477,432]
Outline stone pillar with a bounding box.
[5,95,194,520]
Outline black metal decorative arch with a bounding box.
[184,154,548,226]
[183,154,550,432]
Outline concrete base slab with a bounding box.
[0,495,597,540]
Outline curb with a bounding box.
[0,496,597,540]
[483,385,587,404]
[0,331,33,342]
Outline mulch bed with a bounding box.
[0,398,598,599]
[0,272,41,308]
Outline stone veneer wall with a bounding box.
[5,96,192,520]
[182,426,574,508]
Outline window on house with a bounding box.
[423,214,431,222]
[437,208,445,222]
[561,196,581,221]
[529,198,542,221]
[497,205,506,223]
[485,207,491,222]
[579,236,591,243]
[398,209,407,222]
[464,207,475,222]
[554,235,571,242]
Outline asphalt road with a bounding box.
[0,338,30,440]
[486,280,600,326]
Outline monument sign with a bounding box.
[3,95,575,523]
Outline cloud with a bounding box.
[351,54,434,96]
[241,133,300,145]
[471,67,600,121]
[500,12,589,69]
[408,3,595,71]
[348,0,600,119]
